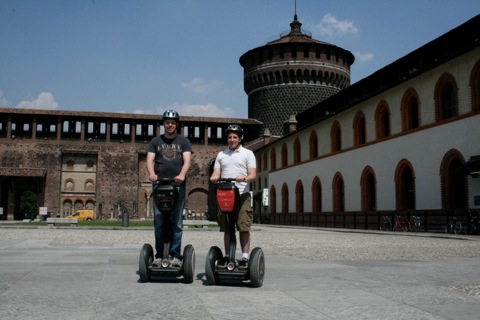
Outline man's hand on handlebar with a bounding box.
[210,176,246,184]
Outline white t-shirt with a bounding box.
[213,145,256,194]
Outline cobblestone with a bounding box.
[1,225,479,261]
[2,224,480,319]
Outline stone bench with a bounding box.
[47,217,78,227]
[182,220,213,229]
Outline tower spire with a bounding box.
[290,0,302,35]
[294,0,297,20]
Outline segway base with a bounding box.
[215,268,249,282]
[149,265,183,277]
[139,179,196,283]
[207,178,265,287]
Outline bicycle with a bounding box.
[444,217,463,234]
[464,210,480,235]
[407,215,422,232]
[379,215,392,231]
[392,215,407,232]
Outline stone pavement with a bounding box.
[0,227,480,319]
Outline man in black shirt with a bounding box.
[146,110,192,267]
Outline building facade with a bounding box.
[251,15,480,218]
[0,110,261,220]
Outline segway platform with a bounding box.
[205,179,265,287]
[139,243,195,283]
[139,179,195,283]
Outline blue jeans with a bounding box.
[153,184,185,259]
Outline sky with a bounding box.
[1,1,479,119]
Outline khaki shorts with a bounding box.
[217,193,253,232]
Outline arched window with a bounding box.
[311,177,322,213]
[353,111,366,146]
[330,121,341,152]
[281,183,289,214]
[470,59,480,112]
[293,138,301,164]
[85,200,95,210]
[375,101,391,139]
[74,200,84,212]
[309,130,318,159]
[360,167,376,211]
[270,185,277,214]
[295,180,304,213]
[281,143,288,167]
[401,88,421,131]
[395,159,416,210]
[86,160,95,170]
[440,150,467,210]
[62,200,73,216]
[263,153,268,171]
[85,179,95,192]
[434,73,458,121]
[64,179,75,191]
[270,148,276,171]
[332,172,345,212]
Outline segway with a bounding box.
[205,178,265,287]
[139,178,195,283]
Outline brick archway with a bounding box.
[295,179,304,213]
[332,172,345,211]
[281,183,289,214]
[270,185,277,214]
[470,59,480,112]
[401,88,421,131]
[439,149,467,209]
[311,176,322,213]
[360,166,376,211]
[394,159,416,210]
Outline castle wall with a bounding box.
[0,110,259,220]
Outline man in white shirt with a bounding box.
[210,124,256,269]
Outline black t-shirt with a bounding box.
[147,134,192,184]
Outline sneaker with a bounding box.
[152,258,162,267]
[217,256,229,269]
[170,257,183,267]
[238,258,249,270]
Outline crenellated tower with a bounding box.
[239,13,355,136]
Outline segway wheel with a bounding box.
[249,247,265,287]
[205,246,222,285]
[182,244,195,284]
[139,243,153,282]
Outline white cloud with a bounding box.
[16,92,59,110]
[0,90,9,108]
[151,103,234,118]
[312,13,358,38]
[181,77,222,94]
[354,51,374,63]
[132,109,147,114]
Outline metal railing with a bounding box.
[259,209,477,234]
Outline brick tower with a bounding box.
[239,13,355,136]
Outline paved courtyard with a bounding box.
[1,225,480,319]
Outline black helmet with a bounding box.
[225,124,243,139]
[163,110,180,121]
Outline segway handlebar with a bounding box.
[155,178,177,185]
[214,178,237,184]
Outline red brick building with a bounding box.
[0,109,261,220]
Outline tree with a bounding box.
[20,191,37,219]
